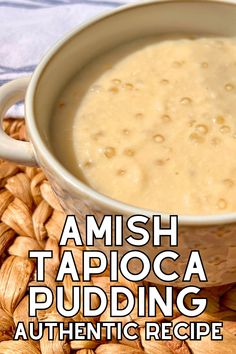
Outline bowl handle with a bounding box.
[0,77,37,166]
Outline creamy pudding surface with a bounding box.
[51,36,236,215]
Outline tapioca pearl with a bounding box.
[124,148,135,157]
[104,147,116,158]
[195,124,208,135]
[211,137,221,145]
[135,113,144,119]
[160,79,169,85]
[109,86,119,93]
[153,134,165,143]
[189,133,204,143]
[173,61,184,67]
[161,114,171,123]
[214,115,225,125]
[220,125,231,134]
[124,83,134,90]
[224,83,234,91]
[217,198,227,210]
[180,97,192,105]
[155,158,170,166]
[83,160,93,168]
[155,159,165,166]
[223,179,234,188]
[117,169,126,176]
[122,129,130,135]
[112,79,121,85]
[201,62,208,68]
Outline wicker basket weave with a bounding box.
[1,118,236,353]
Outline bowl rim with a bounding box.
[26,0,236,226]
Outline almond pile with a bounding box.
[0,119,236,353]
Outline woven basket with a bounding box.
[1,118,236,353]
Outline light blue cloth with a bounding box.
[0,0,136,115]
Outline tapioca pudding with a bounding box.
[51,36,236,215]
